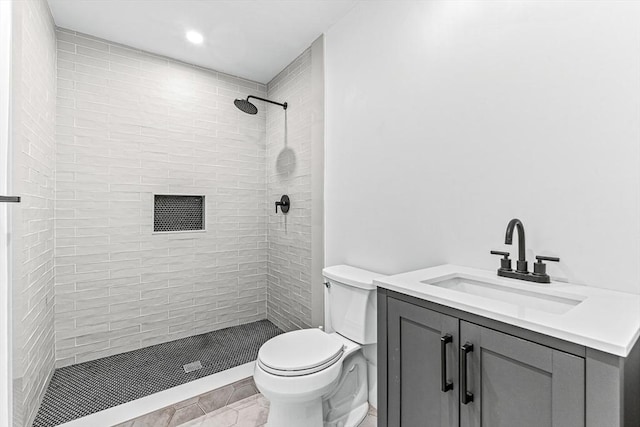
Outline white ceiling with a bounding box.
[47,0,358,83]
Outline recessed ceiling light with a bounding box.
[186,30,203,45]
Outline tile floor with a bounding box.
[35,320,282,426]
[118,377,378,427]
[182,394,377,427]
[116,378,260,427]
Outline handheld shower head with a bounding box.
[234,95,287,115]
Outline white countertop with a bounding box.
[374,264,640,357]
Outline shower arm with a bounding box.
[247,95,288,110]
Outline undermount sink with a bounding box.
[421,275,585,315]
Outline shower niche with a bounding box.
[153,194,205,232]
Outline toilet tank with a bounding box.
[322,265,385,345]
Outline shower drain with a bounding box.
[183,361,203,373]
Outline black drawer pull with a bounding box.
[440,334,453,392]
[460,342,474,404]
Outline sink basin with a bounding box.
[421,275,584,315]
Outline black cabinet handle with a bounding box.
[460,342,474,404]
[440,334,453,392]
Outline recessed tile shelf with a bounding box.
[154,194,205,233]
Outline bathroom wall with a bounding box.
[265,37,324,331]
[325,1,640,294]
[54,29,268,366]
[10,0,57,424]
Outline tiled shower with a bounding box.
[9,1,324,425]
[53,28,271,367]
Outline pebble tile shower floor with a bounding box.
[32,320,282,427]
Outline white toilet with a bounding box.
[253,265,384,427]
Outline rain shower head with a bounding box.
[234,98,258,115]
[234,95,287,115]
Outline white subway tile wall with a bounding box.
[10,0,57,425]
[266,48,314,331]
[54,29,269,367]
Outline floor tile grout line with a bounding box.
[195,402,207,415]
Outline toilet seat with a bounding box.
[257,329,345,377]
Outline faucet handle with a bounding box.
[533,255,560,277]
[490,250,510,258]
[535,255,560,263]
[490,250,512,271]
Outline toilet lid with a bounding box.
[258,329,345,376]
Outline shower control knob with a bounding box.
[275,195,290,214]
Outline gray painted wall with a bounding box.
[325,1,640,294]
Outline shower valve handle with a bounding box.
[275,195,290,214]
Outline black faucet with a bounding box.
[505,218,528,273]
[491,218,560,284]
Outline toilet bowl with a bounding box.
[254,265,384,427]
[254,329,365,426]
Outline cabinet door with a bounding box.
[459,321,585,427]
[387,298,458,427]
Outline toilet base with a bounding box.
[266,397,324,427]
[322,351,369,427]
[324,401,368,427]
[265,399,368,427]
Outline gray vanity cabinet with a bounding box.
[387,298,459,427]
[459,321,584,427]
[379,290,593,427]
